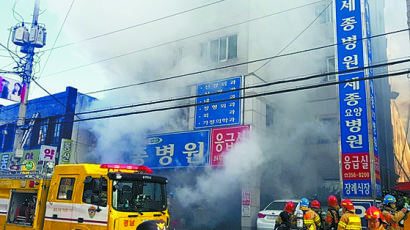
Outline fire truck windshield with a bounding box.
[112,179,167,212]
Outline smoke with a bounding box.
[38,0,341,228]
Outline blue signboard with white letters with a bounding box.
[364,0,382,198]
[195,76,242,129]
[142,130,210,168]
[336,0,372,198]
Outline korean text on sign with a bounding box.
[144,130,210,168]
[195,76,242,129]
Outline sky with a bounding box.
[0,0,408,103]
[0,1,409,227]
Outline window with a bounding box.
[83,177,107,207]
[1,125,15,151]
[316,3,333,24]
[202,34,238,62]
[57,177,75,200]
[325,56,337,81]
[266,104,275,127]
[37,119,49,145]
[112,179,167,212]
[51,117,63,145]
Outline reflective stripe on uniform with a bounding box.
[305,220,314,224]
[348,217,361,223]
[339,221,347,228]
[346,225,362,230]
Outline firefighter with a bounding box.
[365,206,386,230]
[300,197,321,230]
[338,199,362,230]
[310,200,324,230]
[325,195,340,230]
[275,201,296,230]
[380,194,406,230]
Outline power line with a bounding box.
[38,0,227,53]
[3,62,409,125]
[253,0,332,73]
[0,42,21,60]
[81,27,410,95]
[72,58,410,116]
[31,79,82,120]
[69,69,410,123]
[37,0,75,79]
[40,0,328,79]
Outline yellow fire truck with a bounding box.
[0,163,169,229]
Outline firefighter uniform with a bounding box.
[275,201,297,230]
[338,199,362,230]
[325,205,340,230]
[338,211,362,230]
[301,206,321,230]
[325,195,340,230]
[381,207,405,230]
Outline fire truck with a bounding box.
[0,163,169,229]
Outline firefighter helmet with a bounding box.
[284,201,295,213]
[311,200,320,209]
[382,194,396,204]
[328,195,338,206]
[365,206,382,220]
[341,199,354,211]
[301,198,310,207]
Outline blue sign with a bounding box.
[195,76,242,129]
[343,180,372,197]
[352,200,376,229]
[336,0,372,198]
[365,0,382,198]
[143,130,210,168]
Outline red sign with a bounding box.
[210,125,250,167]
[242,191,251,206]
[342,153,371,180]
[374,155,381,183]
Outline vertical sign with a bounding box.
[144,130,210,168]
[336,0,372,197]
[59,139,73,165]
[242,190,251,217]
[195,76,242,129]
[364,0,381,198]
[210,125,250,167]
[39,145,57,162]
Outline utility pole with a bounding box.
[12,0,46,160]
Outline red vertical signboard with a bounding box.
[210,125,250,167]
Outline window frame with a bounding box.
[57,177,76,201]
[203,34,238,63]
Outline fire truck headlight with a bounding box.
[115,174,122,179]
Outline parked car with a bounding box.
[257,199,300,230]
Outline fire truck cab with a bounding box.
[0,163,169,230]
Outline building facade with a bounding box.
[0,86,96,170]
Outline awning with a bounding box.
[392,182,410,193]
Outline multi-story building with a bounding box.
[134,0,397,229]
[0,86,96,170]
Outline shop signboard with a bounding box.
[195,76,242,129]
[144,130,210,168]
